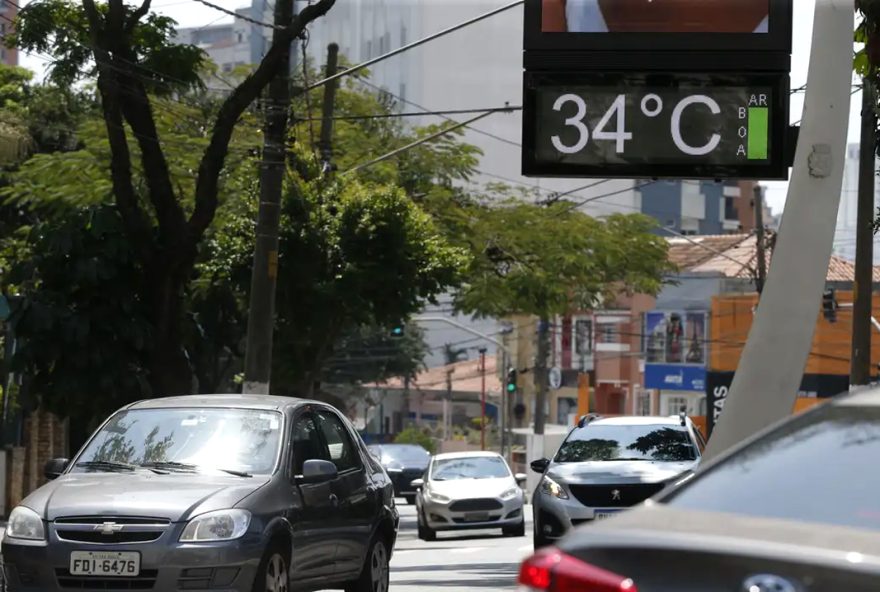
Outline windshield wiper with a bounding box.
[216,468,252,478]
[139,461,198,472]
[77,460,137,472]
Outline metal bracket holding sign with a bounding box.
[521,0,794,181]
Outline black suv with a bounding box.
[1,394,398,592]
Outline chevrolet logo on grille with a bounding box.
[94,522,124,535]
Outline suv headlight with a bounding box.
[6,506,45,542]
[539,476,569,500]
[501,487,520,500]
[180,509,251,542]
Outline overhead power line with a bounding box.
[294,105,522,122]
[188,0,281,30]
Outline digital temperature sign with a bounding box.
[522,71,790,179]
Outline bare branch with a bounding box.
[189,0,336,237]
[126,0,152,32]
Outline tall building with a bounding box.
[834,143,880,263]
[1,0,18,66]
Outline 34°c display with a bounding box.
[522,71,790,180]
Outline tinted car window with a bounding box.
[555,424,697,463]
[291,413,327,475]
[315,409,361,472]
[666,406,880,531]
[77,408,283,474]
[380,445,430,464]
[432,456,510,480]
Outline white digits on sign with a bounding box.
[551,94,589,154]
[593,94,633,154]
[671,95,722,156]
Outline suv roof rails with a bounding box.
[577,413,601,428]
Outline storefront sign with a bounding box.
[645,364,706,392]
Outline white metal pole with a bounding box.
[703,0,855,461]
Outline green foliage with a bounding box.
[454,198,674,319]
[323,324,429,386]
[393,426,436,454]
[10,0,205,94]
[5,204,153,422]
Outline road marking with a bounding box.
[450,547,485,554]
[393,550,416,555]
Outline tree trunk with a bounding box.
[146,260,193,395]
[534,316,551,436]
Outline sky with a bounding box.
[18,0,861,216]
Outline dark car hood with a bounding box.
[548,459,698,485]
[22,471,270,522]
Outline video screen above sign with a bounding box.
[522,71,790,180]
[524,0,792,53]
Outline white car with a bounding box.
[412,451,527,541]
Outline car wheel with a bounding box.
[345,537,390,592]
[253,541,290,592]
[403,494,416,505]
[532,519,552,549]
[503,519,526,537]
[417,508,436,542]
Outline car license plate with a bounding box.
[594,510,622,520]
[463,512,489,522]
[69,551,140,577]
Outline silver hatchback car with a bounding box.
[1,394,399,592]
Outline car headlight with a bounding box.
[501,487,520,500]
[426,490,450,504]
[179,509,251,542]
[6,506,45,542]
[539,476,569,500]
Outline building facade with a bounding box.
[1,0,18,66]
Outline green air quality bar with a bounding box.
[748,107,769,160]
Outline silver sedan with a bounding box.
[412,451,527,541]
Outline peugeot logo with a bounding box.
[742,574,800,592]
[611,489,621,501]
[94,522,124,536]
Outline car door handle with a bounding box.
[329,493,339,507]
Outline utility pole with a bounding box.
[534,318,550,436]
[852,78,876,387]
[318,43,340,173]
[479,348,487,451]
[243,0,294,394]
[754,185,767,295]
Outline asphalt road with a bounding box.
[0,505,534,592]
[388,500,534,592]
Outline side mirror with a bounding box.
[298,459,338,484]
[44,458,69,481]
[410,478,424,489]
[514,473,527,484]
[530,458,550,474]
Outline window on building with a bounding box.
[637,392,652,416]
[574,319,592,355]
[723,196,738,221]
[666,396,690,416]
[599,324,616,343]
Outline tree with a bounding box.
[10,0,336,394]
[454,199,674,435]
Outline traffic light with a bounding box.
[822,288,837,323]
[389,324,405,338]
[506,368,517,395]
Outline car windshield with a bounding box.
[555,424,697,463]
[74,407,283,475]
[380,445,430,464]
[431,456,510,480]
[664,405,880,531]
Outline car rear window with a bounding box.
[555,424,698,463]
[665,405,880,531]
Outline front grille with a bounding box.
[452,515,500,524]
[391,469,424,492]
[54,516,170,545]
[55,568,158,590]
[56,531,162,544]
[448,498,503,512]
[568,483,665,508]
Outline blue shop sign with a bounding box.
[645,364,706,392]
